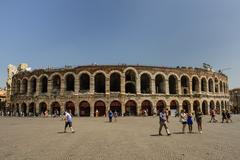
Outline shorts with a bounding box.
[182,121,187,125]
[65,122,72,128]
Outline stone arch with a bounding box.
[192,76,200,93]
[51,102,61,116]
[220,81,223,92]
[156,100,167,113]
[65,101,76,116]
[29,102,36,116]
[39,75,48,93]
[110,72,121,92]
[94,72,106,93]
[221,101,225,110]
[110,100,122,116]
[210,100,215,110]
[52,74,61,93]
[201,77,207,92]
[65,73,75,92]
[22,78,28,94]
[16,79,21,94]
[141,100,153,116]
[155,74,166,94]
[140,73,151,94]
[30,76,37,94]
[79,101,90,117]
[79,73,90,93]
[208,78,214,93]
[125,100,137,116]
[182,100,191,113]
[168,74,178,94]
[215,78,219,93]
[216,101,220,114]
[202,100,208,115]
[180,75,190,94]
[39,102,48,115]
[94,100,106,117]
[21,103,27,116]
[170,100,179,116]
[125,69,137,94]
[193,100,200,113]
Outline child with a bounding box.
[187,112,193,133]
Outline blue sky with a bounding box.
[0,0,239,88]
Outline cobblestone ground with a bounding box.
[0,115,240,160]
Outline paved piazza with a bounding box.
[0,115,240,160]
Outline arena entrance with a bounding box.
[21,103,27,116]
[141,100,152,116]
[193,101,200,113]
[39,102,47,115]
[94,101,106,117]
[202,101,208,115]
[170,100,179,116]
[182,100,191,113]
[110,101,122,116]
[125,100,137,116]
[29,103,36,116]
[79,101,90,117]
[156,100,166,114]
[51,102,61,116]
[65,101,75,116]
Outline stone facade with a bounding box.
[229,88,240,113]
[9,65,229,117]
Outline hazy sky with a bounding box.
[0,0,239,88]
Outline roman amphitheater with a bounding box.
[9,65,229,117]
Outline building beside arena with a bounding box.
[8,64,229,117]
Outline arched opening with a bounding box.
[110,101,122,116]
[220,81,223,92]
[215,78,219,93]
[95,73,106,93]
[17,80,21,94]
[202,101,208,115]
[141,73,151,94]
[52,75,61,93]
[216,101,220,114]
[79,101,90,117]
[110,73,121,92]
[201,78,207,92]
[125,70,136,94]
[141,100,152,116]
[125,100,137,116]
[21,103,27,116]
[156,100,166,114]
[223,83,226,93]
[40,76,48,93]
[221,101,225,110]
[155,74,165,94]
[29,102,35,116]
[51,102,61,116]
[94,101,106,117]
[169,75,178,94]
[66,74,75,92]
[181,76,190,94]
[22,79,28,94]
[39,102,47,115]
[210,101,215,110]
[208,79,214,92]
[30,77,37,94]
[192,77,199,93]
[80,73,90,93]
[170,100,179,116]
[65,101,75,116]
[182,100,191,113]
[193,100,200,113]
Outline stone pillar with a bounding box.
[27,80,31,96]
[198,81,202,95]
[90,101,95,117]
[36,79,40,96]
[189,81,192,95]
[177,80,181,95]
[75,102,79,116]
[47,78,52,96]
[151,79,155,94]
[60,78,65,96]
[121,76,125,94]
[90,75,94,94]
[106,76,110,95]
[75,76,80,94]
[165,80,169,95]
[136,77,140,94]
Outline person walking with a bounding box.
[113,110,118,122]
[180,109,187,134]
[209,109,217,123]
[63,110,75,133]
[159,108,171,136]
[195,107,203,134]
[187,112,193,133]
[221,109,227,123]
[226,110,232,123]
[108,110,113,122]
